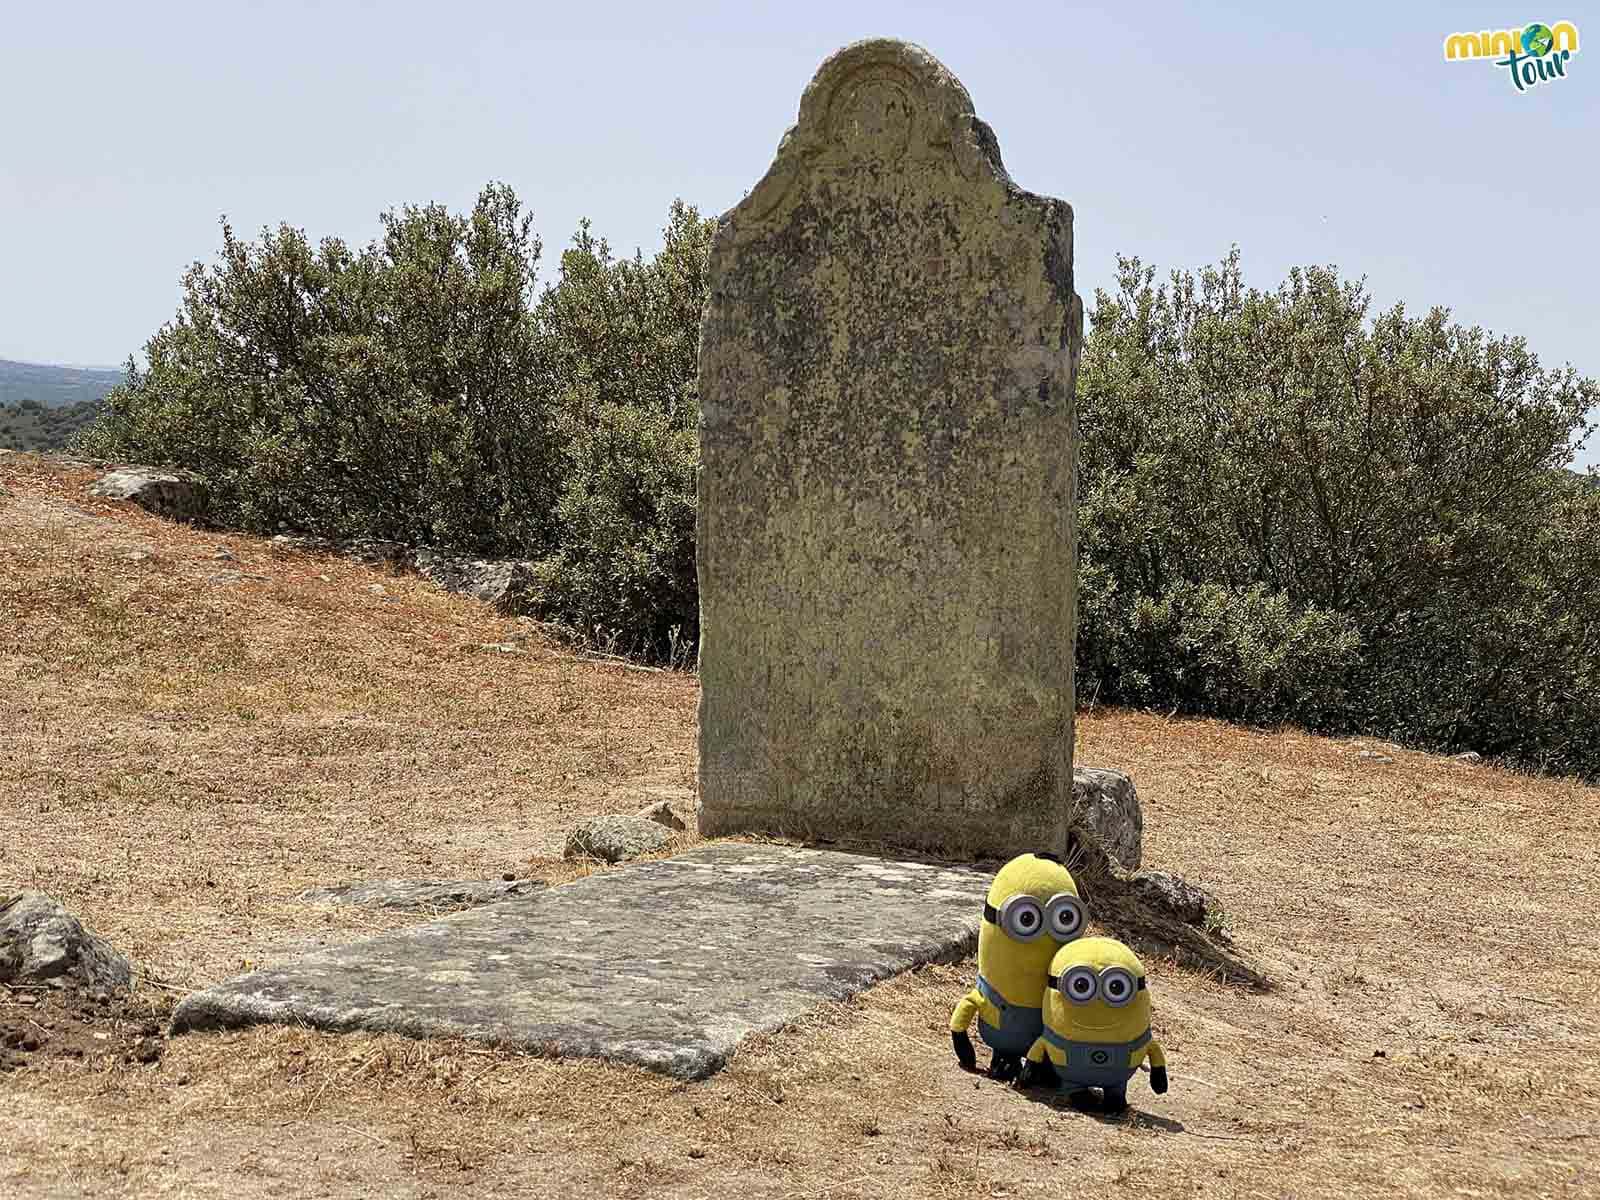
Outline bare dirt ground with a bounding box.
[3,450,1599,1199]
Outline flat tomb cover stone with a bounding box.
[170,843,988,1080]
[696,38,1083,858]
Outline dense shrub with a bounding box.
[532,402,699,662]
[78,185,713,661]
[1077,573,1361,725]
[1076,250,1600,772]
[78,183,560,554]
[526,201,711,661]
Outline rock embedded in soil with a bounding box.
[170,842,990,1080]
[564,814,674,863]
[0,891,132,992]
[267,534,543,615]
[1127,870,1217,927]
[636,799,688,831]
[297,877,545,912]
[411,548,542,616]
[89,467,209,524]
[1070,767,1143,871]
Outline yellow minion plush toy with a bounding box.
[950,852,1087,1080]
[1020,935,1169,1112]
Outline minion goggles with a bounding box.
[1048,964,1146,1007]
[983,892,1087,943]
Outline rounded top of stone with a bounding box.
[796,37,978,131]
[727,37,1014,230]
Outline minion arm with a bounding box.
[1143,1039,1169,1093]
[1025,1035,1065,1067]
[949,988,1000,1033]
[950,988,998,1072]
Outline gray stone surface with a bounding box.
[1070,767,1144,871]
[298,878,544,912]
[637,800,688,831]
[1128,870,1216,927]
[0,891,133,992]
[269,534,409,566]
[90,467,209,523]
[696,38,1083,859]
[171,843,989,1078]
[412,548,541,616]
[563,814,674,863]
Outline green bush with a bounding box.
[521,200,711,661]
[1078,572,1361,724]
[77,186,714,663]
[78,183,561,555]
[0,398,104,451]
[1076,250,1600,772]
[532,402,699,662]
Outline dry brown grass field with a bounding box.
[3,450,1599,1200]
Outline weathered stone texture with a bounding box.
[1070,767,1144,871]
[696,39,1083,857]
[0,891,133,992]
[171,843,988,1079]
[89,467,209,524]
[563,814,674,863]
[297,878,544,913]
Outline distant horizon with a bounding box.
[0,357,126,374]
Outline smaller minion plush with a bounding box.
[1020,936,1169,1112]
[950,852,1087,1081]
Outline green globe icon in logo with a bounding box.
[1522,23,1555,56]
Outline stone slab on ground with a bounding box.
[171,843,988,1079]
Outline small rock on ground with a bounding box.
[90,468,208,524]
[1128,870,1218,927]
[565,814,673,863]
[0,892,133,992]
[1071,767,1143,871]
[637,800,688,831]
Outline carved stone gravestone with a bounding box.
[696,39,1083,859]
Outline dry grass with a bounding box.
[3,450,1599,1199]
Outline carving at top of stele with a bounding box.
[733,39,1015,231]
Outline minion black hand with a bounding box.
[953,1030,977,1072]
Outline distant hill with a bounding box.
[0,398,105,452]
[0,358,125,409]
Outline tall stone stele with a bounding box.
[696,38,1083,859]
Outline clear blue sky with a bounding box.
[4,1,1596,464]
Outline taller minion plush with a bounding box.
[950,852,1087,1080]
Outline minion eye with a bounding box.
[1045,895,1085,941]
[1062,965,1098,1003]
[1100,967,1137,1007]
[999,895,1045,942]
